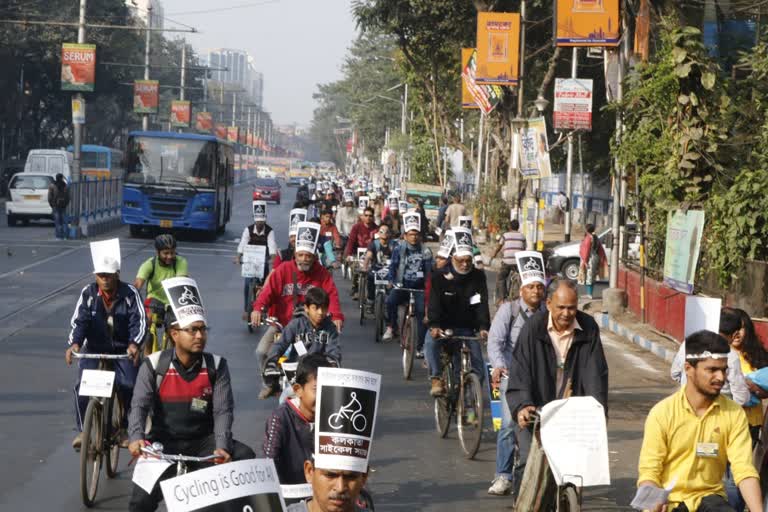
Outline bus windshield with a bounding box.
[125,136,215,187]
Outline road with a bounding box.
[0,183,676,511]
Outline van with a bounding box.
[24,149,74,181]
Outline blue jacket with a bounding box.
[388,243,432,289]
[68,281,147,352]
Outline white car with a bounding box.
[547,226,640,280]
[5,172,54,226]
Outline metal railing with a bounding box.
[65,176,123,228]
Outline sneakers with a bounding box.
[72,432,83,451]
[415,350,424,359]
[488,475,514,496]
[430,378,445,397]
[382,327,394,341]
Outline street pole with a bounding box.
[178,41,186,133]
[72,0,87,182]
[609,46,624,290]
[400,83,407,184]
[474,112,484,194]
[564,47,578,242]
[142,6,151,130]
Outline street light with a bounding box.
[534,95,550,114]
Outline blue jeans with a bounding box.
[53,208,67,239]
[495,375,517,479]
[243,277,264,314]
[74,355,138,431]
[424,327,485,384]
[386,288,426,351]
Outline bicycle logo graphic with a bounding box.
[178,286,200,306]
[523,258,541,272]
[457,234,472,246]
[328,392,368,433]
[299,228,316,241]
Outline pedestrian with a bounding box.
[444,194,466,228]
[491,219,526,304]
[578,224,606,299]
[554,191,568,224]
[48,172,70,239]
[436,195,449,232]
[636,330,762,512]
[506,277,608,499]
[486,252,547,496]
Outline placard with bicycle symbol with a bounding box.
[162,277,206,328]
[315,367,381,473]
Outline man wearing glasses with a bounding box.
[344,206,379,298]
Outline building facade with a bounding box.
[206,48,263,109]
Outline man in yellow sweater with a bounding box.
[637,330,762,512]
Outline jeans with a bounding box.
[243,277,263,314]
[128,435,255,512]
[74,355,138,431]
[424,327,485,384]
[386,288,426,350]
[495,376,516,479]
[53,207,67,239]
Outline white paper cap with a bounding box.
[358,196,370,210]
[458,215,473,229]
[90,238,121,274]
[162,276,206,328]
[289,208,308,236]
[403,212,421,233]
[438,229,455,258]
[295,221,320,255]
[252,200,267,221]
[399,201,410,213]
[452,227,474,258]
[343,189,354,203]
[515,251,547,286]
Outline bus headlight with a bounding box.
[196,206,213,212]
[123,201,139,208]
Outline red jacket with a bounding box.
[344,222,378,259]
[253,259,344,327]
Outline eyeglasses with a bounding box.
[177,325,210,335]
[363,214,373,217]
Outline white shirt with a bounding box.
[237,224,278,257]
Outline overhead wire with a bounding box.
[165,0,280,17]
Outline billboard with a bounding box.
[461,48,504,114]
[215,123,227,139]
[170,100,191,127]
[195,111,213,132]
[476,12,521,86]
[553,78,594,131]
[461,48,479,109]
[555,0,620,47]
[227,126,239,143]
[133,80,159,114]
[61,43,96,92]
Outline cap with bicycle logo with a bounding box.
[342,189,354,203]
[398,200,410,213]
[288,208,308,237]
[253,200,267,221]
[458,215,473,230]
[90,238,121,274]
[452,227,474,258]
[315,367,381,473]
[295,221,320,255]
[438,229,455,259]
[387,195,399,210]
[515,250,547,286]
[162,276,206,328]
[403,212,420,233]
[358,196,370,211]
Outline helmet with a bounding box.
[154,234,177,251]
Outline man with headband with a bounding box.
[636,330,762,512]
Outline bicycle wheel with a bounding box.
[401,316,415,380]
[358,275,367,325]
[434,363,453,438]
[105,396,122,478]
[246,282,255,333]
[373,294,385,343]
[145,323,158,356]
[457,372,485,459]
[80,399,103,507]
[559,485,580,512]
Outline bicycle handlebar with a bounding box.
[72,353,132,360]
[394,287,425,293]
[141,444,218,463]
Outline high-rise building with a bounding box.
[206,48,263,109]
[125,0,164,30]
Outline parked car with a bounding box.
[547,226,640,280]
[5,172,55,226]
[252,178,281,204]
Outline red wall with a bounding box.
[617,266,768,348]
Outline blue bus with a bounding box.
[122,131,234,237]
[66,144,124,179]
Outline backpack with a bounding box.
[146,349,220,390]
[52,183,68,209]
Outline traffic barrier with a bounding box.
[65,177,122,239]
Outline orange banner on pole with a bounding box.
[476,12,520,86]
[170,101,191,127]
[227,126,239,143]
[555,0,620,47]
[61,43,96,92]
[133,80,159,114]
[195,112,213,132]
[215,124,227,139]
[461,48,479,109]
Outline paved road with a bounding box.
[0,183,675,511]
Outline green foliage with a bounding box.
[467,183,509,234]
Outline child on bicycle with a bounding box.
[262,353,334,485]
[261,287,341,398]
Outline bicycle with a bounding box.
[395,287,424,380]
[371,266,390,343]
[144,299,171,355]
[245,279,263,334]
[328,392,368,432]
[356,251,368,325]
[432,330,485,459]
[73,352,132,507]
[140,442,218,476]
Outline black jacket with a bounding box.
[263,399,314,485]
[428,267,490,331]
[506,310,608,418]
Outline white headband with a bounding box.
[685,351,729,361]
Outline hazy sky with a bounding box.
[161,0,358,127]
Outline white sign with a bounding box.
[78,369,115,398]
[132,457,173,494]
[242,245,267,279]
[315,367,381,474]
[72,97,86,124]
[518,117,552,180]
[280,484,313,500]
[539,396,610,487]
[160,458,285,512]
[553,78,594,132]
[684,296,721,338]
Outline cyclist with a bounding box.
[289,464,370,512]
[66,239,146,450]
[262,287,341,397]
[491,219,526,305]
[384,195,403,236]
[134,234,188,353]
[363,224,398,312]
[383,213,432,359]
[236,200,279,320]
[274,208,308,269]
[263,354,334,484]
[424,228,489,397]
[252,222,344,398]
[336,190,358,245]
[127,278,255,512]
[320,208,343,250]
[344,206,378,299]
